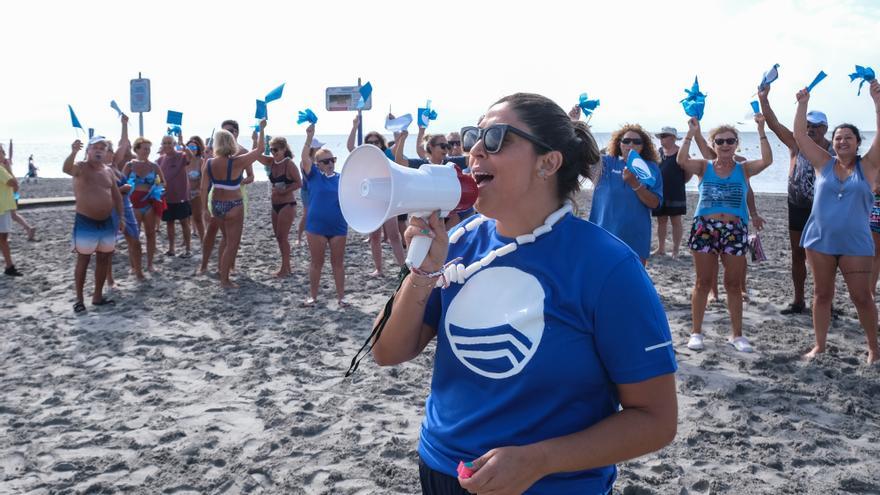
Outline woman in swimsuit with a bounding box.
[185,136,207,243]
[795,81,880,364]
[122,137,166,272]
[200,120,265,288]
[255,136,302,277]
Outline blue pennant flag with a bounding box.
[680,76,707,120]
[758,63,780,90]
[805,71,827,93]
[166,125,182,136]
[265,83,285,103]
[68,105,83,129]
[255,100,267,119]
[385,113,413,132]
[578,93,600,116]
[625,149,656,188]
[356,82,372,110]
[750,100,760,115]
[848,65,876,95]
[418,100,438,128]
[297,108,318,125]
[110,100,123,117]
[166,110,183,126]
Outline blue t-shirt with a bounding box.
[420,214,677,494]
[589,155,663,259]
[304,167,347,237]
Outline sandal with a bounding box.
[93,298,116,307]
[179,251,192,259]
[728,336,754,353]
[73,301,87,313]
[780,302,805,315]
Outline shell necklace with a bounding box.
[438,201,573,287]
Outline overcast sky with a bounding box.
[2,0,878,143]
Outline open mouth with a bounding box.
[473,172,494,186]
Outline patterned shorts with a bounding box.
[689,216,748,256]
[870,193,880,234]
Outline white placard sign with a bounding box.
[326,85,372,111]
[130,78,151,113]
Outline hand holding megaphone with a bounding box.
[404,212,449,273]
[339,144,477,270]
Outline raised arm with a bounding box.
[677,119,708,177]
[415,126,427,159]
[758,85,797,152]
[793,89,832,171]
[861,80,880,172]
[301,124,315,176]
[113,115,132,169]
[235,119,267,168]
[393,130,409,167]
[743,113,773,177]
[692,119,716,160]
[347,115,359,152]
[63,140,83,177]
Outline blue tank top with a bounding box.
[694,161,749,223]
[800,158,874,256]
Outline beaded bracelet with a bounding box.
[631,183,645,192]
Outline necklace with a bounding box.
[438,201,573,286]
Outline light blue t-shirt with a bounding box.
[420,214,677,494]
[304,167,347,237]
[589,155,663,259]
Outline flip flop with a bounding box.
[179,251,192,259]
[73,301,86,314]
[92,298,116,307]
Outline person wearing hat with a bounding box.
[758,86,833,315]
[652,126,691,258]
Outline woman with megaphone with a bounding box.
[368,93,678,494]
[302,124,348,307]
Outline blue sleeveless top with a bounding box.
[694,161,749,223]
[800,158,874,256]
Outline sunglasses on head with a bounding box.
[447,140,461,147]
[460,124,553,154]
[620,138,643,145]
[317,157,337,165]
[714,138,738,145]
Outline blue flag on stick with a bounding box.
[750,101,760,114]
[68,105,83,129]
[356,82,372,110]
[385,114,413,132]
[758,63,780,90]
[265,83,285,103]
[166,110,183,126]
[578,93,600,117]
[297,108,318,125]
[805,71,827,92]
[849,65,876,95]
[418,100,438,128]
[680,76,707,121]
[110,100,123,117]
[255,100,267,119]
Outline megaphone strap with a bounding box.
[440,201,573,287]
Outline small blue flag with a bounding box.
[68,105,83,129]
[167,125,182,136]
[625,149,656,188]
[680,76,707,121]
[297,108,318,125]
[758,63,780,90]
[385,114,413,132]
[805,71,827,93]
[255,100,267,119]
[166,110,183,126]
[110,100,123,117]
[750,101,760,114]
[356,82,372,110]
[265,83,285,103]
[848,65,876,96]
[418,100,438,128]
[578,93,600,117]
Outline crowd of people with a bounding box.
[1,78,879,494]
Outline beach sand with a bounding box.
[1,178,879,494]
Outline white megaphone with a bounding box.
[339,144,478,269]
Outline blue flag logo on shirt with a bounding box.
[625,149,656,188]
[445,267,545,379]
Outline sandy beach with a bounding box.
[1,178,879,494]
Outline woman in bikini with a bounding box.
[255,136,302,277]
[122,137,166,272]
[200,120,265,288]
[184,136,206,243]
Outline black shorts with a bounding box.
[419,458,469,495]
[788,201,812,232]
[652,205,687,217]
[397,213,408,222]
[162,200,192,221]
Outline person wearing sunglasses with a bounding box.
[198,120,265,289]
[302,124,348,307]
[677,114,773,354]
[757,87,833,316]
[588,125,663,265]
[446,131,463,157]
[795,81,880,364]
[184,136,207,244]
[372,93,677,494]
[254,136,302,278]
[651,127,691,258]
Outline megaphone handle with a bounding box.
[406,235,432,270]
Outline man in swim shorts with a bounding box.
[158,135,192,258]
[63,137,125,313]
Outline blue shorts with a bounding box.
[115,200,139,239]
[72,213,117,255]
